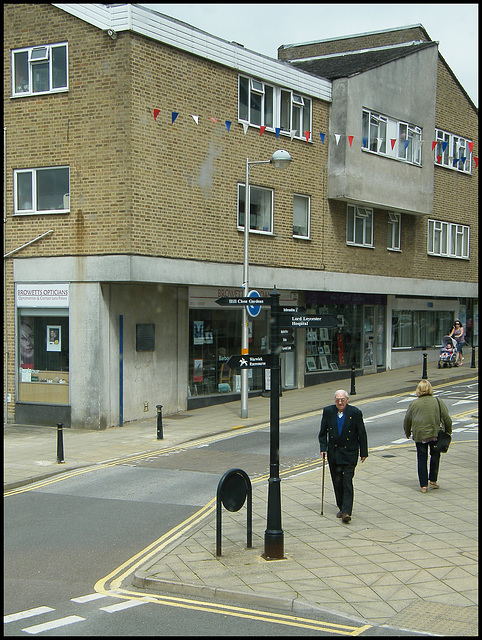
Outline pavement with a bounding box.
[4,362,479,636]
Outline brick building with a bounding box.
[4,6,477,429]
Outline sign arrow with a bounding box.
[227,354,274,369]
[278,314,338,328]
[216,296,272,306]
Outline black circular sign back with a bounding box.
[220,472,248,512]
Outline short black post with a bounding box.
[422,353,428,379]
[350,364,356,395]
[56,422,65,464]
[156,405,164,440]
[470,345,476,368]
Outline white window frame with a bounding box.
[427,219,469,259]
[434,128,472,174]
[362,108,422,166]
[293,194,310,239]
[239,75,312,141]
[14,166,70,215]
[346,205,374,248]
[387,212,401,251]
[11,42,68,97]
[237,183,274,234]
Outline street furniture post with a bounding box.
[263,286,284,559]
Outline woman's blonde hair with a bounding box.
[416,379,433,397]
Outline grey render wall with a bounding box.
[328,46,438,216]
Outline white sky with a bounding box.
[140,3,478,107]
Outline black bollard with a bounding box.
[470,345,476,368]
[350,364,356,395]
[156,404,164,440]
[422,353,428,379]
[56,422,65,463]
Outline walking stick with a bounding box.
[321,455,326,515]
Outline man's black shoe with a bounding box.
[342,513,351,523]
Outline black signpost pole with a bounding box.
[264,286,284,559]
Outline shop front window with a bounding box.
[189,309,267,397]
[304,304,363,372]
[18,311,69,404]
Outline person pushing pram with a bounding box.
[438,335,457,368]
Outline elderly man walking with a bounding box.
[318,389,368,523]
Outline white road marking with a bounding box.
[22,615,85,634]
[71,593,107,603]
[100,600,148,613]
[4,607,54,624]
[364,409,406,422]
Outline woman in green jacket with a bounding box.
[404,380,452,492]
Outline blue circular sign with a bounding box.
[247,290,261,318]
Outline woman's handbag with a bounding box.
[434,397,451,453]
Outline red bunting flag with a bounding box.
[348,135,354,147]
[431,141,437,151]
[436,155,442,163]
[210,117,217,123]
[260,126,266,136]
[468,141,474,153]
[474,157,478,168]
[390,139,396,150]
[153,109,160,121]
[304,131,310,143]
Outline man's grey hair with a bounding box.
[334,389,349,399]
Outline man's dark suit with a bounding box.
[318,403,368,517]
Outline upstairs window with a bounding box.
[434,128,472,174]
[14,167,70,215]
[237,184,273,234]
[387,213,401,251]
[427,219,469,259]
[12,43,68,97]
[293,194,310,238]
[239,75,311,140]
[362,108,422,166]
[347,205,373,248]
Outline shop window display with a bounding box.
[304,305,362,372]
[18,313,69,404]
[189,309,268,397]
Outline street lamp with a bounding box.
[241,150,292,419]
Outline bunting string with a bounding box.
[152,107,478,167]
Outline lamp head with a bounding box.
[270,149,292,169]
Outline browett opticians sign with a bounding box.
[15,284,69,308]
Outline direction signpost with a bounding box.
[215,291,339,560]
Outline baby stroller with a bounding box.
[438,335,457,368]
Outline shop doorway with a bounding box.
[362,305,385,371]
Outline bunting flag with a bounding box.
[151,107,477,170]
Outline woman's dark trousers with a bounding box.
[416,441,441,487]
